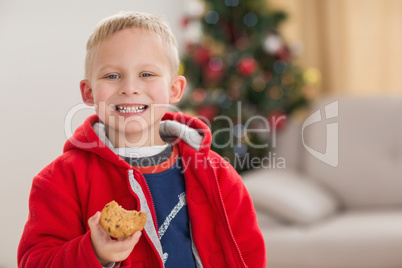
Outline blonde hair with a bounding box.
[84,11,179,79]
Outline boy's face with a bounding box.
[80,28,185,147]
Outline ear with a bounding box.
[80,79,94,106]
[169,75,186,104]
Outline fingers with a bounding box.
[115,231,141,252]
[118,231,141,241]
[111,231,142,260]
[132,231,142,242]
[89,212,142,264]
[88,211,100,228]
[124,231,142,244]
[89,211,112,246]
[88,212,105,237]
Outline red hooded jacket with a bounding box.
[18,112,266,267]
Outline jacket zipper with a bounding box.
[131,169,159,237]
[128,169,164,267]
[142,173,159,236]
[207,159,247,267]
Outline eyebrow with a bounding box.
[137,63,164,72]
[97,65,119,73]
[97,63,164,73]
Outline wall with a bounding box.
[269,0,402,96]
[0,1,184,267]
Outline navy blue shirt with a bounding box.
[144,159,196,267]
[122,145,196,267]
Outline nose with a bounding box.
[118,77,142,95]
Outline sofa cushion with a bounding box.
[302,97,402,208]
[243,169,340,224]
[262,209,402,268]
[254,207,283,228]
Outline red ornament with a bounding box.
[267,110,287,131]
[192,88,207,103]
[236,57,258,76]
[203,58,225,84]
[195,47,211,66]
[196,104,220,123]
[203,66,225,85]
[275,46,291,62]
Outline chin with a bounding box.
[122,123,161,146]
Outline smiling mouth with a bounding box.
[115,105,148,114]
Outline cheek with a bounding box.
[93,86,114,105]
[153,93,169,104]
[149,82,171,103]
[92,87,116,118]
[149,103,169,120]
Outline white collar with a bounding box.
[92,122,168,157]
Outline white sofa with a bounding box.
[242,96,402,268]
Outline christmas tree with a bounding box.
[179,0,316,172]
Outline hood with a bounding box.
[63,112,212,167]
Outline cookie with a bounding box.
[100,200,147,239]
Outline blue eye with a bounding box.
[140,73,153,78]
[106,74,120,79]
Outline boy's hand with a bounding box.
[88,211,142,266]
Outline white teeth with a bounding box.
[116,105,146,113]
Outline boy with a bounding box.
[18,11,266,267]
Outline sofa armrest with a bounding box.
[243,169,340,225]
